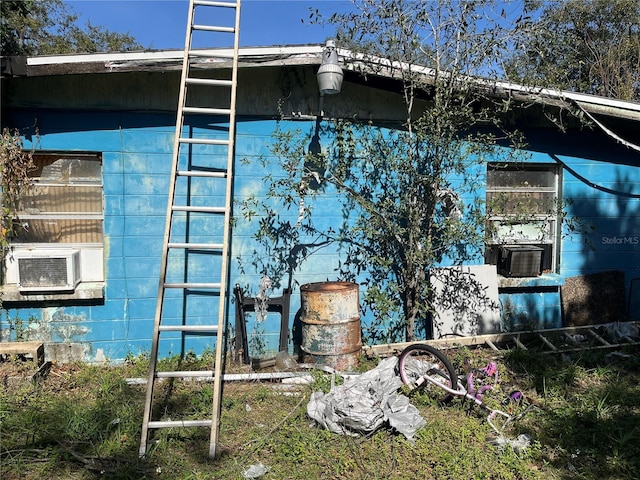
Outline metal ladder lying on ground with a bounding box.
[365,322,640,357]
[139,0,241,459]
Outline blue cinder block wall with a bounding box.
[2,112,348,360]
[494,132,640,329]
[3,110,640,361]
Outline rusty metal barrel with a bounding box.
[300,281,362,371]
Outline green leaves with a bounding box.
[1,0,143,55]
[241,0,538,342]
[506,0,640,100]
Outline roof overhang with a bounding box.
[4,44,640,129]
[21,45,325,76]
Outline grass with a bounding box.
[1,345,639,479]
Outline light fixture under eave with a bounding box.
[317,39,343,95]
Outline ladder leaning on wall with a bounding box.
[139,0,241,459]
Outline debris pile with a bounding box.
[307,356,426,440]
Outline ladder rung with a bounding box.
[183,106,232,116]
[159,325,219,332]
[179,137,230,146]
[538,333,557,351]
[587,328,611,346]
[168,242,224,250]
[513,336,528,350]
[148,419,213,429]
[176,170,227,178]
[164,282,222,289]
[142,0,240,460]
[186,77,233,87]
[194,0,238,8]
[172,205,226,213]
[156,370,215,378]
[192,24,235,34]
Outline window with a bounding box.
[485,163,560,275]
[3,152,104,298]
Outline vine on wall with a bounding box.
[0,128,36,284]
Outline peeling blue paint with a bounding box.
[2,111,638,362]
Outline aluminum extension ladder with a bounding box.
[139,0,241,459]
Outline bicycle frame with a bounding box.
[413,367,513,436]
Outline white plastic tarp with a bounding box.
[306,356,426,440]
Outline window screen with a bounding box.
[485,163,560,273]
[13,153,103,244]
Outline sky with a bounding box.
[64,0,354,50]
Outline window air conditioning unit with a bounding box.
[15,249,81,292]
[498,245,544,278]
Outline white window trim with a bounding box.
[2,152,105,301]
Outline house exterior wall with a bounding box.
[2,110,354,361]
[3,71,639,362]
[495,135,640,330]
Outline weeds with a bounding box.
[0,347,639,479]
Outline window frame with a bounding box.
[2,151,105,301]
[485,162,562,275]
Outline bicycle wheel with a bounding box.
[398,344,459,395]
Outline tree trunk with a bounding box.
[403,279,420,342]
